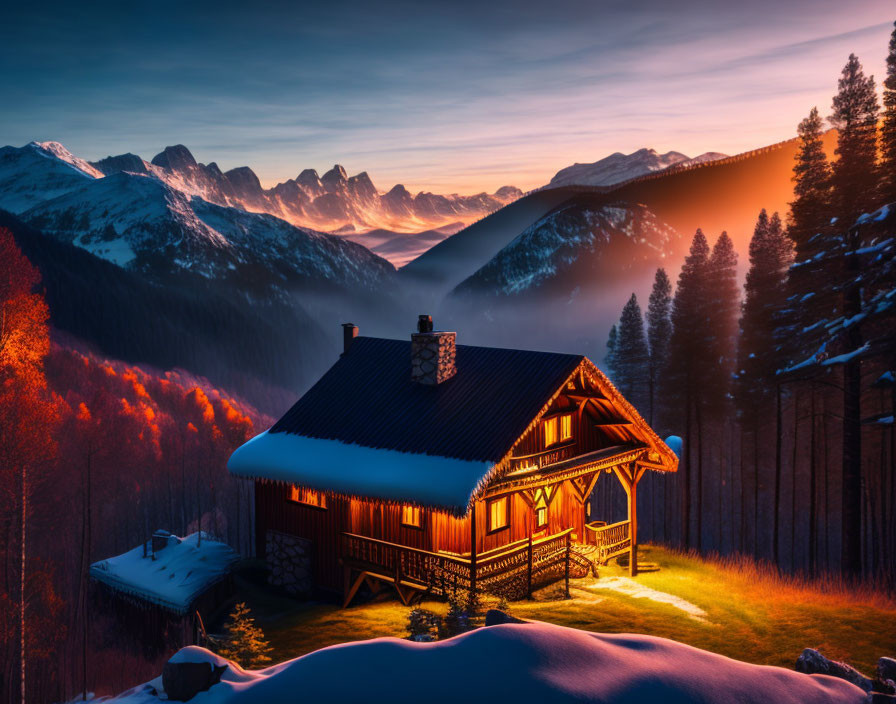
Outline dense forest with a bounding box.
[0,234,269,701]
[601,45,896,584]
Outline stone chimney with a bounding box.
[342,323,358,355]
[411,315,456,385]
[151,529,171,557]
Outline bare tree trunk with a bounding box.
[82,450,91,701]
[20,461,26,704]
[809,388,818,575]
[790,392,800,571]
[773,383,783,566]
[739,427,746,553]
[753,413,760,558]
[824,402,831,570]
[841,226,863,577]
[683,385,692,548]
[696,400,704,552]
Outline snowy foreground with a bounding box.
[106,619,864,704]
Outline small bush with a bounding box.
[406,608,441,641]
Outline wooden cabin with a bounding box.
[228,316,677,606]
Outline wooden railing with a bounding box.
[585,520,631,564]
[507,442,576,473]
[341,533,473,593]
[341,528,576,600]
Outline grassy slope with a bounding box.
[241,545,895,675]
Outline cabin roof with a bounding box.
[228,336,676,512]
[270,336,585,463]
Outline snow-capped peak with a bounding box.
[548,147,727,188]
[30,141,105,179]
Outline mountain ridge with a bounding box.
[549,147,728,188]
[84,142,522,233]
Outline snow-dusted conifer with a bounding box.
[215,602,273,669]
[736,211,792,415]
[704,231,739,411]
[880,22,896,204]
[604,324,619,380]
[613,294,650,412]
[830,54,879,225]
[646,268,672,426]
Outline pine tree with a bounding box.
[215,602,272,669]
[705,231,740,409]
[614,294,650,411]
[830,53,880,225]
[735,211,793,557]
[694,231,739,550]
[604,324,618,380]
[736,212,793,411]
[880,22,896,204]
[783,108,833,367]
[664,229,711,548]
[646,268,673,426]
[788,108,832,260]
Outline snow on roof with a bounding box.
[664,435,683,459]
[228,430,493,512]
[89,532,239,614]
[106,621,865,704]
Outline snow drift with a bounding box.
[107,620,864,703]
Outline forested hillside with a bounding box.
[598,50,896,582]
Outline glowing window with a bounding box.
[488,496,509,532]
[288,486,327,509]
[401,505,422,528]
[544,416,558,447]
[560,414,573,441]
[536,506,548,529]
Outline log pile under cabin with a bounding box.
[228,316,678,606]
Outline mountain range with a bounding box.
[549,148,728,188]
[89,143,522,233]
[0,134,818,412]
[1,141,395,297]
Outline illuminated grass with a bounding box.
[241,545,896,675]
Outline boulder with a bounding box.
[795,648,872,692]
[484,609,527,626]
[162,661,227,702]
[879,658,896,684]
[867,693,896,703]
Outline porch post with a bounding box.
[628,466,638,577]
[564,532,571,597]
[526,533,533,598]
[470,502,477,594]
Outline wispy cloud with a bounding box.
[1,1,893,192]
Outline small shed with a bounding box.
[89,531,239,654]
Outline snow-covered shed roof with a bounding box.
[228,336,675,511]
[89,532,239,614]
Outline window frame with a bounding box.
[560,413,573,441]
[543,416,559,447]
[287,485,328,510]
[401,504,423,529]
[486,496,510,534]
[535,505,548,529]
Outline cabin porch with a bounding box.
[338,450,647,607]
[340,527,589,607]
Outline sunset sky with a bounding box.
[2,1,893,193]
